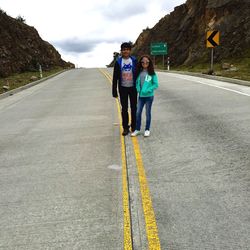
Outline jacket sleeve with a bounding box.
[112,61,119,97]
[148,74,159,92]
[136,76,140,93]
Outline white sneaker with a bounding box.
[131,130,140,137]
[144,130,150,137]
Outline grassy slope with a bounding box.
[0,67,64,94]
[171,53,250,84]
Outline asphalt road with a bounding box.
[0,69,123,249]
[0,68,249,249]
[132,72,250,250]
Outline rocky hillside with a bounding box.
[132,0,250,66]
[0,10,74,77]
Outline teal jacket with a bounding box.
[136,73,159,97]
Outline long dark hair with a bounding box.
[136,55,155,77]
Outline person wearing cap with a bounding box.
[112,42,137,136]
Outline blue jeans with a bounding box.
[136,96,154,131]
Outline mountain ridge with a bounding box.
[0,10,74,77]
[132,0,250,67]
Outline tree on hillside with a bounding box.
[16,15,26,23]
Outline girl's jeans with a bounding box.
[136,96,154,131]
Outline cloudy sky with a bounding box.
[1,0,186,67]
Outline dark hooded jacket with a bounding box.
[112,56,137,97]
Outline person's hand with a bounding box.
[112,92,118,98]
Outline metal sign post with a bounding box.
[206,31,219,74]
[210,48,214,73]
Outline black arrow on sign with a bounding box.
[208,31,218,47]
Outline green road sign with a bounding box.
[150,43,167,55]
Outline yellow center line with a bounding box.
[99,69,133,250]
[132,137,161,249]
[100,69,161,249]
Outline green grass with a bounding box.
[0,67,65,94]
[169,57,250,83]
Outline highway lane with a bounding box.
[0,69,123,249]
[134,71,250,249]
[104,68,250,249]
[0,68,249,249]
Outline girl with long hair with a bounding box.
[131,55,159,137]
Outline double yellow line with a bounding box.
[100,69,161,250]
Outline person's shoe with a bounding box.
[122,128,129,136]
[144,130,150,137]
[131,130,140,137]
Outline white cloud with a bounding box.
[1,0,186,67]
[102,0,147,19]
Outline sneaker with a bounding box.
[122,128,129,136]
[131,130,140,137]
[144,130,150,137]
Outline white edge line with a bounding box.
[163,73,250,97]
[194,80,250,97]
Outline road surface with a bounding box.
[0,68,249,249]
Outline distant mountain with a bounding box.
[132,0,250,66]
[0,10,74,77]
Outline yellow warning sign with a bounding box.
[206,31,220,48]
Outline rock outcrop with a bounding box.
[132,0,250,66]
[0,10,74,77]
